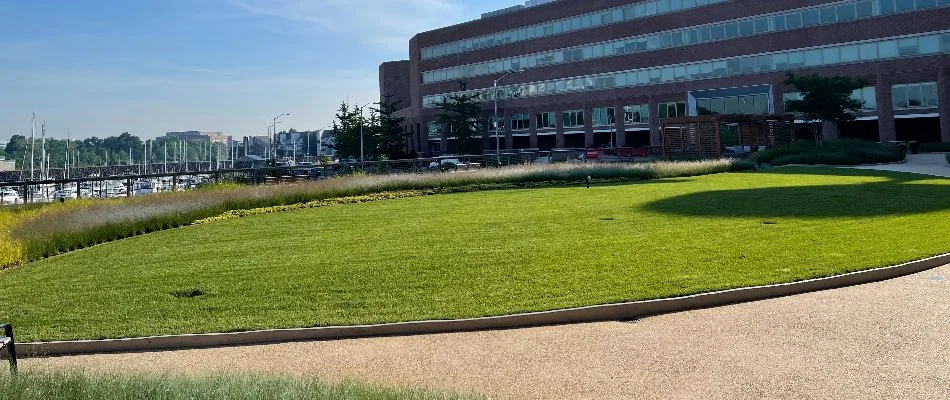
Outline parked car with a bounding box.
[0,188,22,205]
[53,188,78,201]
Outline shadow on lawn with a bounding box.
[643,168,950,218]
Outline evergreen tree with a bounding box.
[375,95,409,160]
[434,81,485,155]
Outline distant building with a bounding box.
[166,131,232,145]
[318,130,336,157]
[242,136,270,157]
[0,158,15,172]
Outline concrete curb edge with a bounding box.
[19,253,950,358]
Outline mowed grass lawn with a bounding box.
[3,167,950,342]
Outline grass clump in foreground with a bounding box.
[3,167,950,342]
[0,160,750,269]
[0,371,478,400]
[758,139,904,166]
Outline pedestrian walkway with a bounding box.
[847,153,950,177]
[25,263,950,399]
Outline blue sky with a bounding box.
[0,0,512,140]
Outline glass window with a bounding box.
[740,57,756,73]
[773,15,787,30]
[878,40,899,58]
[738,96,755,114]
[855,1,874,17]
[758,55,773,71]
[723,97,739,114]
[697,99,712,115]
[907,85,923,107]
[773,53,789,70]
[710,25,725,40]
[754,18,769,34]
[724,60,740,75]
[892,85,909,108]
[802,10,820,26]
[753,94,770,114]
[724,23,739,38]
[592,107,616,126]
[922,83,938,107]
[537,112,556,128]
[788,52,805,68]
[859,42,878,60]
[563,110,585,127]
[898,38,919,56]
[624,104,649,123]
[917,0,937,8]
[710,98,725,115]
[819,7,837,23]
[919,36,940,54]
[837,4,856,21]
[786,12,803,29]
[511,114,530,130]
[895,0,915,11]
[823,47,840,64]
[738,20,754,36]
[861,87,877,110]
[805,49,823,66]
[880,0,896,13]
[840,45,860,62]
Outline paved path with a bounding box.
[847,153,950,177]
[25,264,950,399]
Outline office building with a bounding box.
[382,0,950,155]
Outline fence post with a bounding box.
[1,324,16,374]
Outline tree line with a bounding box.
[3,132,231,170]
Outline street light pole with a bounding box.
[358,102,372,167]
[271,113,290,159]
[493,69,523,166]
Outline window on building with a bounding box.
[427,122,442,137]
[658,102,687,119]
[624,104,650,124]
[783,92,804,113]
[563,110,585,128]
[851,87,877,110]
[893,82,938,109]
[537,112,556,129]
[511,114,531,130]
[592,107,616,126]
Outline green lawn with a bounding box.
[0,370,478,400]
[2,167,950,342]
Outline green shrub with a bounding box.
[919,143,950,153]
[758,139,904,166]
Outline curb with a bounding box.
[19,253,950,358]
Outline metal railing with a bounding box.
[0,323,16,374]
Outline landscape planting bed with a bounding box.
[2,167,949,342]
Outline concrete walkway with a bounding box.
[25,264,950,399]
[847,153,950,177]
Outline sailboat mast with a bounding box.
[30,113,35,181]
[41,122,47,179]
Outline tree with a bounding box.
[784,73,868,144]
[329,102,363,159]
[434,81,485,155]
[375,94,409,160]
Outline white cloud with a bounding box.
[227,0,472,51]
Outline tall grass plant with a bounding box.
[0,370,478,400]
